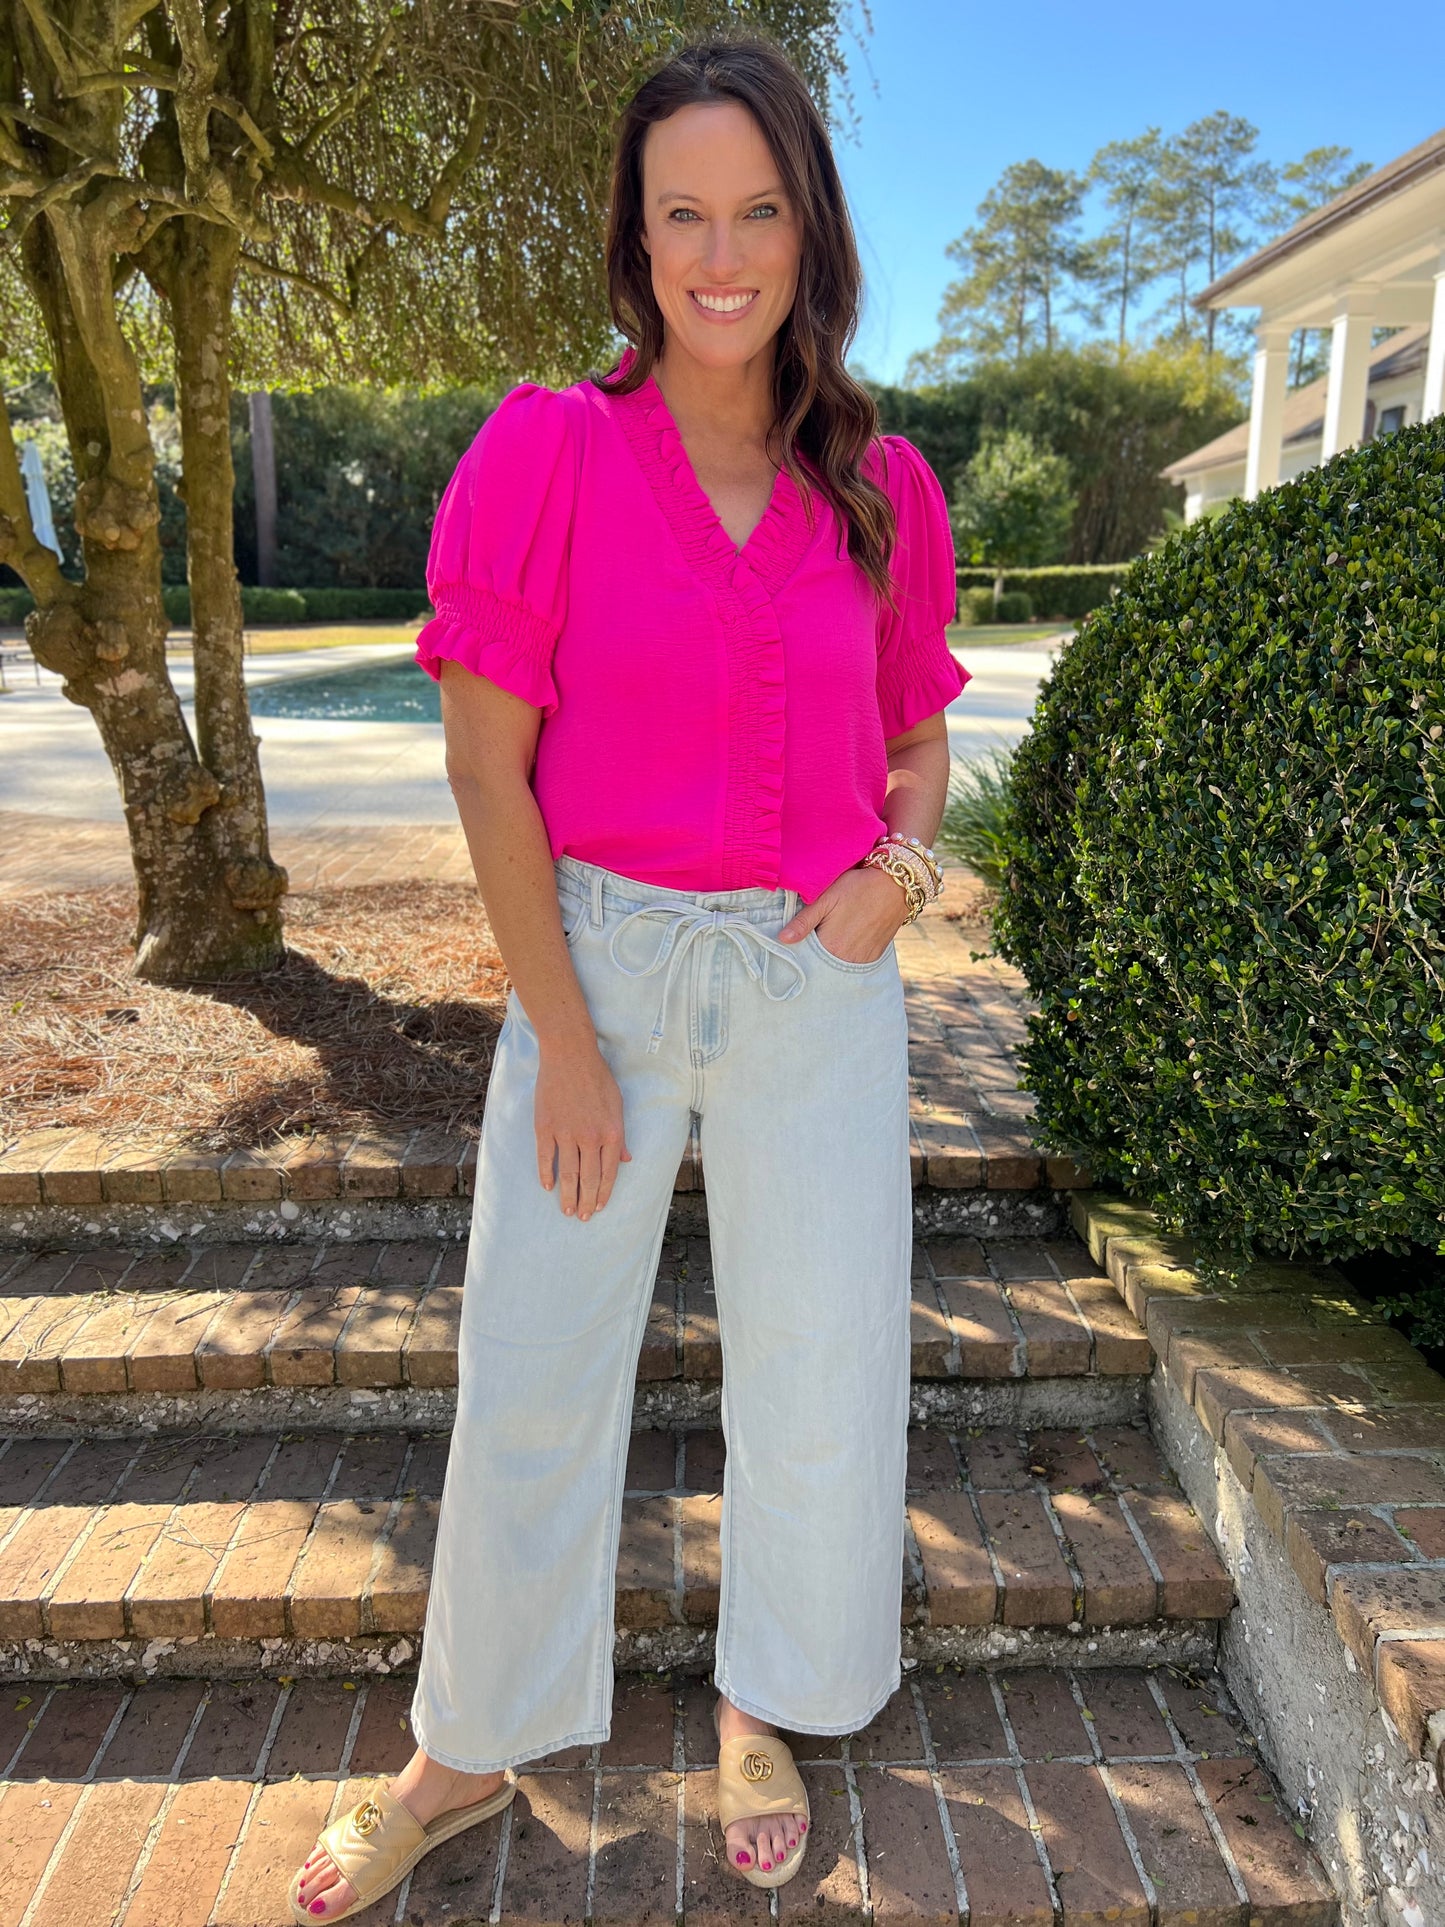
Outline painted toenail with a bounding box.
[310,1905,327,1917]
[736,1852,750,1865]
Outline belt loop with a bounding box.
[783,886,799,924]
[590,864,606,927]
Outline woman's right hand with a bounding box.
[535,1038,632,1220]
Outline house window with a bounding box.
[1378,405,1407,437]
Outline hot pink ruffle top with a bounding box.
[415,347,971,900]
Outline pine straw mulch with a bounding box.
[1,882,508,1152]
[1,871,1000,1154]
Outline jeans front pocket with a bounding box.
[804,926,894,974]
[557,882,591,947]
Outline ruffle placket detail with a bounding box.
[610,354,815,890]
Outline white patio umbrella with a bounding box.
[19,438,63,561]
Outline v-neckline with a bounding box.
[643,373,788,558]
[609,350,815,598]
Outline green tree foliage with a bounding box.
[910,116,1371,382]
[949,428,1074,600]
[1079,131,1165,351]
[229,385,497,590]
[928,161,1087,366]
[0,1,855,982]
[870,345,1241,564]
[1143,112,1275,357]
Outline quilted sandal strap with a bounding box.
[315,1787,427,1902]
[716,1734,809,1832]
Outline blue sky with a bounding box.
[833,0,1445,384]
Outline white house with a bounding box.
[1164,126,1445,519]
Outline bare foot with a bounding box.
[717,1695,808,1877]
[292,1747,507,1920]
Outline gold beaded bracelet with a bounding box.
[861,844,932,922]
[875,831,943,889]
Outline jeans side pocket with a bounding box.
[804,926,894,974]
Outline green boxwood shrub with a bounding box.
[957,564,1129,620]
[995,590,1034,623]
[958,587,997,626]
[995,415,1445,1274]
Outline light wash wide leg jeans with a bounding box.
[409,855,913,1772]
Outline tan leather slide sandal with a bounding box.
[715,1728,812,1890]
[288,1776,517,1924]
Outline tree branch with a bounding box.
[68,66,277,165]
[237,248,351,316]
[295,20,396,161]
[265,142,445,240]
[0,400,74,608]
[167,0,221,200]
[1,158,107,249]
[0,101,110,163]
[16,0,81,94]
[425,100,489,229]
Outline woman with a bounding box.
[290,32,969,1923]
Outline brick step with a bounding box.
[0,1667,1337,1925]
[0,1422,1231,1683]
[0,1233,1150,1436]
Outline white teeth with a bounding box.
[692,291,756,313]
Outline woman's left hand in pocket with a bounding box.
[777,864,909,964]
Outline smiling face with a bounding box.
[638,99,803,374]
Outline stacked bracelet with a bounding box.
[859,832,945,923]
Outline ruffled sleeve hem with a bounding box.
[877,625,972,740]
[414,580,561,715]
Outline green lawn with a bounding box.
[947,621,1072,647]
[180,619,424,655]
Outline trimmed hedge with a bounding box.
[956,564,1129,620]
[958,587,996,626]
[995,415,1445,1273]
[2,586,433,628]
[995,590,1034,623]
[163,585,432,625]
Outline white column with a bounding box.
[1321,287,1376,459]
[1244,324,1291,498]
[1423,252,1445,421]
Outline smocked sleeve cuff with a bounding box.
[877,626,972,739]
[414,580,561,713]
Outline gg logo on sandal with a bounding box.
[740,1751,774,1783]
[352,1799,383,1837]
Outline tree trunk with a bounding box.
[143,217,288,972]
[248,390,278,586]
[10,201,285,983]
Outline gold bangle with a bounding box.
[861,846,929,921]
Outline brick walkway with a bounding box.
[0,1670,1333,1925]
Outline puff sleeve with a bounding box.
[414,383,576,716]
[872,434,971,738]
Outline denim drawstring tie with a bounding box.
[607,903,807,1053]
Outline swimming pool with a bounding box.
[247,654,440,722]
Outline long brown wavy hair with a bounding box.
[592,33,899,609]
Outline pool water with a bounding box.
[247,655,440,722]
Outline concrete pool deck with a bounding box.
[0,639,1062,889]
